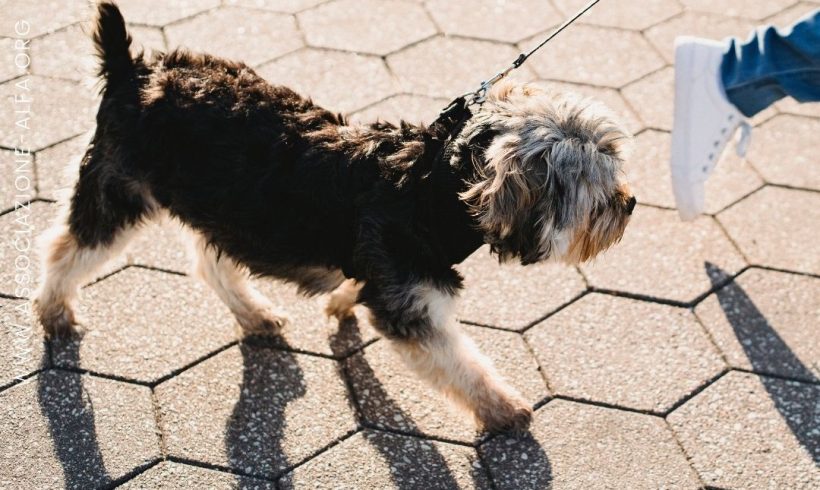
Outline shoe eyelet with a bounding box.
[721,128,727,134]
[708,153,714,160]
[728,115,734,121]
[703,165,709,172]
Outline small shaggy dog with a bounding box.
[35,2,635,432]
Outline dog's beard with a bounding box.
[563,206,630,264]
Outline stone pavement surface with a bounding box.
[0,0,818,488]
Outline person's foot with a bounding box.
[670,36,751,221]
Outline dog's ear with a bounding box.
[460,133,539,241]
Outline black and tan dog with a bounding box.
[35,2,635,432]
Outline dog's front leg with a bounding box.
[367,282,532,433]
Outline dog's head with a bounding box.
[458,81,634,265]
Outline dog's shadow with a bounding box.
[705,262,819,464]
[307,315,490,489]
[37,338,113,489]
[224,336,306,487]
[37,314,550,488]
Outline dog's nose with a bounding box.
[626,196,637,214]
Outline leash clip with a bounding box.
[468,65,515,106]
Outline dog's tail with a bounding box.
[92,2,134,91]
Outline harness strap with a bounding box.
[429,95,472,165]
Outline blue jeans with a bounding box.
[721,9,820,117]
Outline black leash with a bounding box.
[431,0,604,145]
[465,0,603,106]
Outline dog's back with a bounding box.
[86,2,433,282]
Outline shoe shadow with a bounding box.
[37,338,113,489]
[224,337,306,487]
[705,262,819,464]
[321,315,484,490]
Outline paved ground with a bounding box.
[1,0,819,488]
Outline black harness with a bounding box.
[429,95,473,164]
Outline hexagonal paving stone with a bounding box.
[0,0,91,38]
[581,206,747,304]
[626,129,762,214]
[696,268,819,382]
[124,220,193,274]
[346,326,548,442]
[1,146,36,213]
[621,66,673,131]
[0,299,46,389]
[155,342,357,479]
[766,2,820,28]
[521,25,664,88]
[120,461,275,489]
[224,0,326,13]
[31,23,166,82]
[0,201,58,299]
[253,277,379,358]
[645,12,755,64]
[281,430,490,489]
[776,97,820,118]
[668,371,820,488]
[481,400,700,489]
[114,0,221,27]
[0,37,27,84]
[165,7,302,67]
[387,37,533,99]
[299,0,436,56]
[718,186,820,274]
[553,0,682,30]
[0,371,160,489]
[349,94,449,125]
[33,132,87,201]
[456,247,586,331]
[128,26,167,55]
[28,23,98,82]
[0,75,97,151]
[678,0,798,21]
[259,49,398,113]
[425,0,561,43]
[748,115,820,190]
[51,267,238,383]
[526,294,725,413]
[543,80,644,135]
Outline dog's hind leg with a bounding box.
[189,233,288,337]
[34,148,154,338]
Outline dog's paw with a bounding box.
[237,308,289,337]
[35,300,80,339]
[476,393,533,434]
[324,293,357,322]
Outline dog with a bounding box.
[34,2,635,433]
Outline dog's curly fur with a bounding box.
[34,2,635,433]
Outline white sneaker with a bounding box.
[670,36,752,221]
